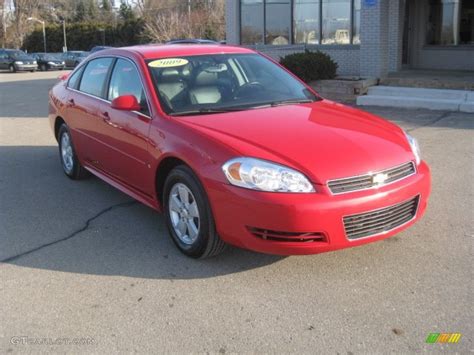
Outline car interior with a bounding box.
[149,54,316,115]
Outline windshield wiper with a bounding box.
[169,99,316,116]
[170,106,253,116]
[270,99,315,107]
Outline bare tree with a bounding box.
[142,0,225,42]
[10,0,41,48]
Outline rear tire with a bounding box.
[163,165,226,258]
[40,64,47,71]
[9,64,16,73]
[58,124,89,180]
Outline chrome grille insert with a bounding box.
[328,162,416,194]
[343,195,419,240]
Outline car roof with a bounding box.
[107,44,255,60]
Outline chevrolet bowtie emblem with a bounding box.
[372,173,388,185]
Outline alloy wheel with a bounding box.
[168,182,200,245]
[60,132,74,174]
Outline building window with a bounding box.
[294,0,320,44]
[266,0,292,45]
[241,0,264,45]
[322,0,351,44]
[427,0,473,45]
[460,0,474,44]
[241,0,360,45]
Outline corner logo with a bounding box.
[372,173,388,185]
[426,333,462,343]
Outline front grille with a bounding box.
[343,195,419,240]
[247,227,326,243]
[328,162,416,194]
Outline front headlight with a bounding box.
[33,60,37,64]
[222,157,315,193]
[405,132,421,165]
[15,61,23,65]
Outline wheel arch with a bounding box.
[54,116,66,141]
[154,156,189,208]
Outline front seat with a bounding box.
[189,70,222,105]
[157,69,186,108]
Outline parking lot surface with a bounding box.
[1,71,472,353]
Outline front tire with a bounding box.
[58,124,89,180]
[40,64,47,71]
[163,165,226,258]
[9,64,16,73]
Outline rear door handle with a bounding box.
[67,98,75,105]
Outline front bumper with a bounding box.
[48,63,65,70]
[205,161,431,255]
[15,64,38,71]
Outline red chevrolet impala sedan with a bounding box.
[48,44,431,258]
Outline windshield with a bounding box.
[44,54,61,60]
[7,50,31,60]
[147,53,318,115]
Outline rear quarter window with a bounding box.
[67,66,85,90]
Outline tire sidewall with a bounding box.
[163,166,213,258]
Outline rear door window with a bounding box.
[79,58,114,98]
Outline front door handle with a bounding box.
[101,111,110,121]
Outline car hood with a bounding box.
[178,100,415,184]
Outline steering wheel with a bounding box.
[233,82,265,99]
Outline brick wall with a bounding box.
[360,0,391,77]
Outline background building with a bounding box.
[226,0,474,77]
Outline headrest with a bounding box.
[195,70,218,86]
[160,69,180,83]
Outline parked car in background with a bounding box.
[62,51,89,68]
[0,49,37,72]
[49,45,431,259]
[90,46,112,53]
[31,53,65,71]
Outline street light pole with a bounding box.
[27,17,46,53]
[62,20,67,52]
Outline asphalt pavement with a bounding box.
[0,71,472,353]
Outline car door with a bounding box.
[0,51,6,69]
[97,57,154,196]
[65,57,114,167]
[65,53,74,67]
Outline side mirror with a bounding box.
[111,95,141,111]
